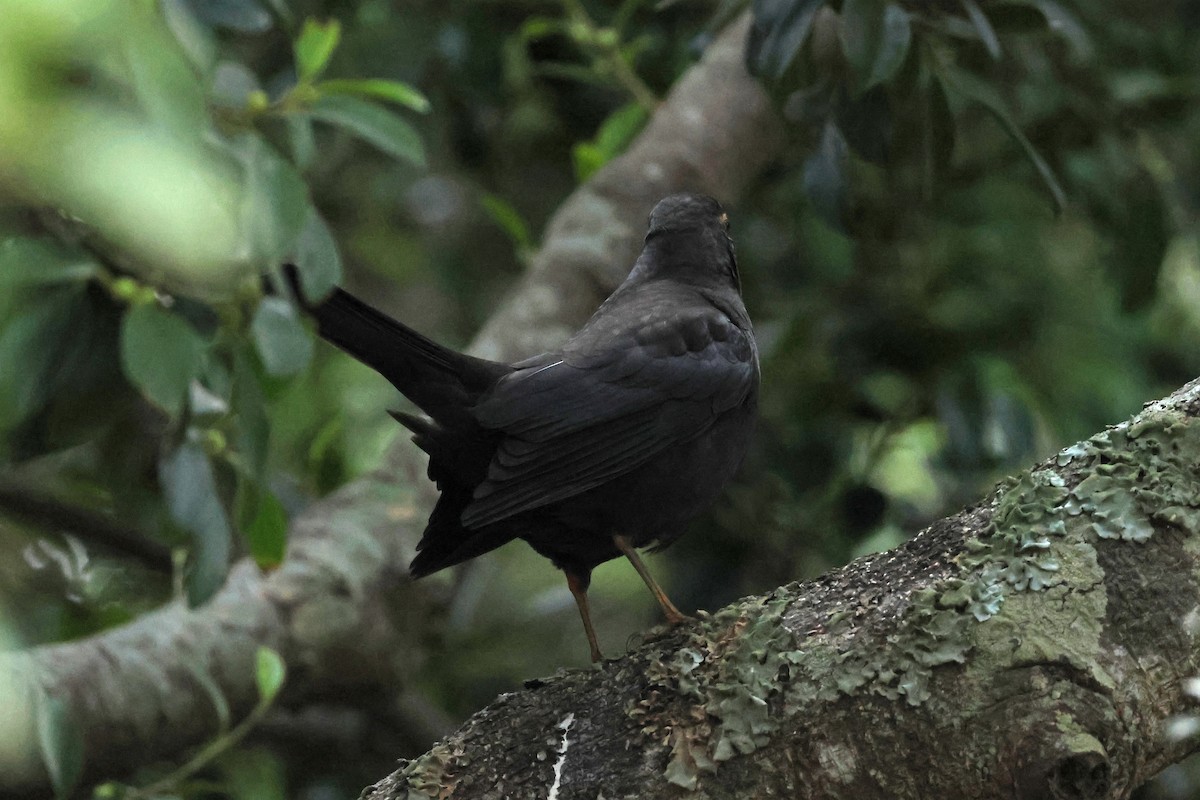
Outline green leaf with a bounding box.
[841,0,879,78]
[572,144,605,185]
[745,0,825,80]
[1025,0,1092,60]
[318,78,430,113]
[160,442,232,605]
[255,647,286,702]
[161,0,219,74]
[1109,71,1193,105]
[595,103,648,153]
[0,287,78,429]
[211,60,261,108]
[295,18,341,82]
[245,488,288,569]
[519,16,565,41]
[286,115,317,170]
[872,4,911,86]
[960,0,1002,59]
[226,134,311,265]
[233,348,271,477]
[289,209,342,300]
[0,288,114,457]
[306,415,344,478]
[480,194,532,251]
[920,73,955,197]
[0,237,99,289]
[251,297,313,376]
[34,690,83,800]
[120,303,207,417]
[573,103,647,181]
[938,65,1067,213]
[308,94,426,166]
[121,11,209,137]
[190,381,230,418]
[841,0,912,90]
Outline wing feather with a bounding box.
[461,303,756,529]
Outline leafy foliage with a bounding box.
[731,0,1200,597]
[0,0,427,615]
[746,0,1082,216]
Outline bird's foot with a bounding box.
[663,609,696,627]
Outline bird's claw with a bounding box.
[663,610,696,627]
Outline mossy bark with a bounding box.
[366,380,1200,800]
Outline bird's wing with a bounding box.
[461,305,756,528]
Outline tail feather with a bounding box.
[388,409,494,486]
[398,412,513,576]
[283,265,509,425]
[409,486,515,577]
[283,265,517,577]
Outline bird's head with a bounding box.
[642,193,740,293]
[646,193,728,235]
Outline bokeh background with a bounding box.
[1,0,1198,797]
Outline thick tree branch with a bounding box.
[366,380,1200,800]
[0,15,783,795]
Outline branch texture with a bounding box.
[365,379,1200,800]
[0,14,783,794]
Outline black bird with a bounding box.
[287,193,758,661]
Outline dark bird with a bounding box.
[287,193,758,661]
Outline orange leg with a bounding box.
[566,570,603,663]
[613,534,692,625]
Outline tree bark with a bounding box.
[0,14,784,795]
[363,380,1200,800]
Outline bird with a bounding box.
[285,193,758,662]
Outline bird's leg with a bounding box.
[613,534,692,626]
[565,569,603,663]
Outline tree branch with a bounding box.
[0,14,784,795]
[0,479,172,571]
[364,378,1200,800]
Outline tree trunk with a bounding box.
[363,380,1200,800]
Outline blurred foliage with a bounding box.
[90,647,288,800]
[0,0,1197,797]
[735,0,1200,587]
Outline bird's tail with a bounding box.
[282,266,508,424]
